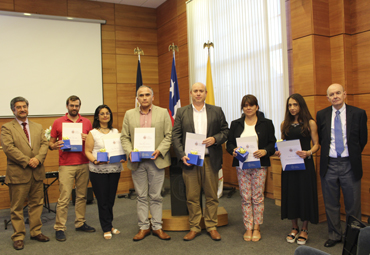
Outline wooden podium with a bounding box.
[150,207,228,231]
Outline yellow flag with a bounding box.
[205,55,215,105]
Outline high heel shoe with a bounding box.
[286,228,299,243]
[297,229,308,245]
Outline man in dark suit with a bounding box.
[172,82,229,241]
[316,83,368,248]
[1,97,50,250]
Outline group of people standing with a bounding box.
[1,82,367,251]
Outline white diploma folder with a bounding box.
[236,136,261,169]
[134,127,155,158]
[277,139,306,171]
[62,123,83,151]
[103,134,126,163]
[185,132,206,166]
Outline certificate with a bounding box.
[103,134,126,163]
[62,123,83,152]
[236,136,261,169]
[134,127,155,158]
[185,132,206,166]
[277,139,305,171]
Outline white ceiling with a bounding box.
[89,0,167,8]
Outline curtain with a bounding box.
[187,0,289,139]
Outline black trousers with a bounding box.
[90,171,121,232]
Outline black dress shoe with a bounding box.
[324,239,341,247]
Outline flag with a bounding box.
[168,54,181,126]
[205,55,215,105]
[135,59,143,107]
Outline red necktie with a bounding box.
[22,122,29,142]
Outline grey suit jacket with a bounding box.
[172,104,229,171]
[1,119,49,184]
[120,105,172,171]
[316,104,368,180]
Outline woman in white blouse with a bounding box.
[85,105,125,240]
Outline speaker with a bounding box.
[170,158,188,216]
[71,187,94,206]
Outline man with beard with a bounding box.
[49,95,95,242]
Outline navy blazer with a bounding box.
[226,115,276,167]
[316,104,368,180]
[172,104,229,171]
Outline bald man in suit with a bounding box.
[1,97,49,250]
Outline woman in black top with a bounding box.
[227,95,276,242]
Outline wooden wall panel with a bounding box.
[157,19,178,56]
[14,0,67,16]
[177,12,187,46]
[115,26,157,43]
[352,31,370,94]
[351,94,370,155]
[0,0,13,10]
[159,82,169,111]
[157,0,177,28]
[158,52,172,84]
[292,36,315,95]
[103,83,117,113]
[290,0,313,40]
[312,0,330,36]
[313,35,331,95]
[102,25,116,54]
[115,4,156,28]
[329,0,351,35]
[178,44,189,79]
[102,54,117,84]
[67,0,115,25]
[116,83,137,113]
[351,0,370,34]
[178,76,190,106]
[177,0,186,15]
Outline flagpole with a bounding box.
[134,47,144,107]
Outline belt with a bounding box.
[329,156,349,161]
[204,154,210,157]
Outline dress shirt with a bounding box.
[140,107,152,128]
[329,104,349,158]
[15,118,31,146]
[192,103,208,154]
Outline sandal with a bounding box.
[104,232,112,240]
[112,228,120,235]
[243,230,253,242]
[286,228,299,243]
[252,228,261,242]
[297,229,308,245]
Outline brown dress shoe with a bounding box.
[13,240,24,250]
[183,231,201,241]
[152,229,171,240]
[208,230,221,241]
[31,233,50,242]
[133,229,151,241]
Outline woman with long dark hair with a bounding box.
[85,105,125,240]
[277,93,320,245]
[227,95,276,242]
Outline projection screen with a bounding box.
[0,11,105,117]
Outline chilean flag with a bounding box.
[168,53,181,126]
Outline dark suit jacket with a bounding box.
[226,115,276,167]
[316,104,368,180]
[172,104,229,171]
[1,119,49,184]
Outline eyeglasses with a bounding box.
[99,112,111,116]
